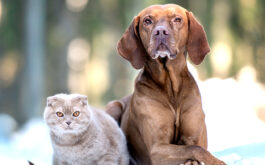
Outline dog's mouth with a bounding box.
[151,43,177,60]
[158,56,168,64]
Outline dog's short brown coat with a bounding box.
[107,4,226,165]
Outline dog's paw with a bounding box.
[217,160,226,165]
[28,161,34,165]
[180,160,201,165]
[206,159,226,165]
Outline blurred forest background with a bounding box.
[0,0,264,128]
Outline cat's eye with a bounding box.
[73,111,80,117]
[56,112,64,117]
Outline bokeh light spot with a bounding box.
[66,0,88,12]
[240,0,256,7]
[211,42,232,77]
[0,53,19,87]
[85,59,109,97]
[67,38,90,71]
[237,65,257,84]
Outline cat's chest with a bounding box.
[54,140,101,163]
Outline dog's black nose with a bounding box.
[66,121,71,125]
[153,26,169,37]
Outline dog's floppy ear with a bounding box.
[186,12,210,65]
[117,16,147,69]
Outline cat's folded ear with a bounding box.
[47,96,60,107]
[75,95,88,106]
[47,95,63,107]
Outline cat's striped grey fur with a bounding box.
[44,94,129,165]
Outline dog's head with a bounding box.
[117,4,210,69]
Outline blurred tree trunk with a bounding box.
[46,0,78,96]
[19,0,46,124]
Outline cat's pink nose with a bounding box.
[66,121,71,126]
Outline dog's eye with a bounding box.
[144,18,152,25]
[174,17,182,23]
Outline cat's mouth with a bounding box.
[65,126,73,130]
[63,128,75,134]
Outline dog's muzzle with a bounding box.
[151,26,177,60]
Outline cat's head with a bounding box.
[44,94,91,136]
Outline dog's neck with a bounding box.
[140,52,189,102]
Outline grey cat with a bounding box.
[44,93,129,165]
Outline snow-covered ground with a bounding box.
[0,119,53,165]
[201,77,265,165]
[1,66,265,165]
[1,117,265,165]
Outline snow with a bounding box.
[214,142,265,165]
[1,65,265,165]
[0,118,53,165]
[1,115,265,165]
[200,77,265,152]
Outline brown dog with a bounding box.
[106,4,226,165]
